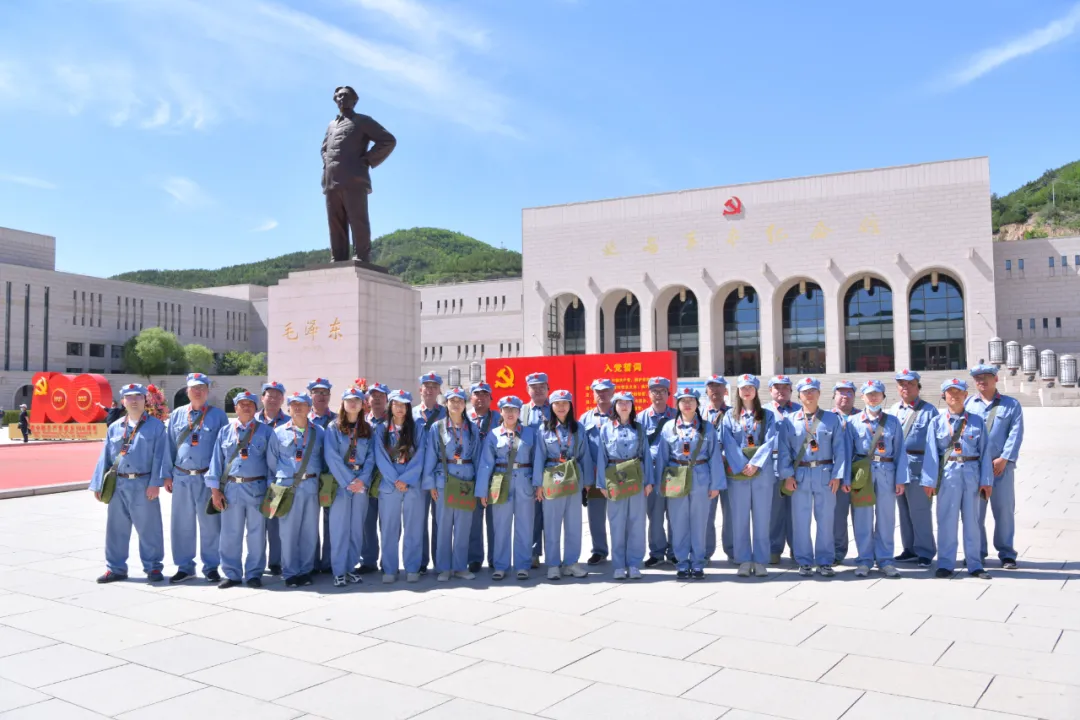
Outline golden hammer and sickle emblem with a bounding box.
[494,366,515,389]
[34,377,49,396]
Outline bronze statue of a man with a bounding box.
[321,86,396,263]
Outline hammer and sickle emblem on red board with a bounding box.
[723,196,744,216]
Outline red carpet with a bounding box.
[0,442,103,491]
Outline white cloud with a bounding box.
[251,219,278,232]
[0,174,57,190]
[941,3,1080,89]
[346,0,489,51]
[160,176,210,206]
[0,0,515,135]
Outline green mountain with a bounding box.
[111,227,522,287]
[992,160,1080,240]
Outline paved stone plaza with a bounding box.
[0,408,1077,720]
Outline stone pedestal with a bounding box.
[268,262,420,396]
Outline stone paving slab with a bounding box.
[0,407,1077,719]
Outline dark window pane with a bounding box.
[723,287,760,375]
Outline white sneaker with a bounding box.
[406,572,420,583]
[628,567,642,580]
[854,565,870,577]
[436,571,451,582]
[737,562,752,577]
[613,568,628,580]
[382,573,396,584]
[567,563,588,578]
[547,567,562,581]
[333,575,348,587]
[561,565,574,577]
[453,570,476,580]
[752,563,768,577]
[882,565,901,578]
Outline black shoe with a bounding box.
[917,557,932,568]
[218,578,240,589]
[147,570,165,583]
[1001,558,1018,570]
[169,571,191,585]
[419,566,428,575]
[268,564,282,576]
[97,570,127,584]
[935,568,953,578]
[894,550,918,563]
[644,557,661,568]
[356,565,377,575]
[317,567,333,575]
[676,569,690,579]
[587,553,605,566]
[246,577,263,588]
[468,562,482,573]
[298,574,313,587]
[691,569,705,580]
[285,576,299,588]
[969,569,992,580]
[205,569,221,583]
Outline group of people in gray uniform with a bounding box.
[88,362,1023,588]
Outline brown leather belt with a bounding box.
[798,460,832,468]
[856,455,894,464]
[674,460,708,466]
[174,466,210,475]
[495,463,532,470]
[448,459,473,465]
[118,472,150,479]
[947,456,981,463]
[227,475,266,483]
[906,450,924,455]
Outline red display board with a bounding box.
[485,352,677,413]
[572,351,677,412]
[30,372,112,424]
[486,355,576,405]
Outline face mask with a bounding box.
[865,402,883,415]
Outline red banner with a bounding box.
[485,352,677,414]
[486,355,576,406]
[573,351,677,413]
[30,372,112,424]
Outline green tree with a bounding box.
[216,350,268,376]
[183,344,215,374]
[122,328,187,380]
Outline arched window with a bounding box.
[782,282,825,374]
[667,291,698,377]
[614,295,640,353]
[723,287,760,376]
[564,302,585,355]
[844,278,894,372]
[910,273,965,370]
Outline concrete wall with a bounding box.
[418,278,524,384]
[522,157,995,376]
[0,263,264,377]
[992,235,1080,354]
[0,226,55,271]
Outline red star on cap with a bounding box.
[804,377,812,383]
[902,369,909,374]
[952,378,959,384]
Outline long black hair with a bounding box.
[735,388,765,424]
[336,401,372,439]
[384,401,417,457]
[676,396,704,428]
[609,398,639,429]
[546,400,579,433]
[443,399,475,434]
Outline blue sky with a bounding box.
[1,0,1079,277]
